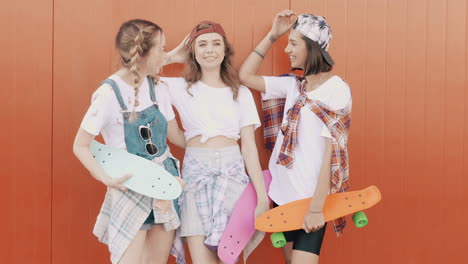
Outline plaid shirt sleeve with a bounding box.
[262,98,286,152]
[309,96,352,236]
[261,74,297,152]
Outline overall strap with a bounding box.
[147,76,157,104]
[101,79,128,111]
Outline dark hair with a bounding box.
[293,35,333,76]
[184,23,241,100]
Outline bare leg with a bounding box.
[186,236,219,264]
[281,242,293,264]
[291,250,319,264]
[119,230,147,264]
[142,225,175,264]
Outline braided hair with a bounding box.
[115,19,162,122]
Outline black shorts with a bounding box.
[273,202,326,255]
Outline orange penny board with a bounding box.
[255,185,382,232]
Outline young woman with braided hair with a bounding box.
[73,19,186,264]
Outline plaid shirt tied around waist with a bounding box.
[178,154,250,248]
[262,74,352,235]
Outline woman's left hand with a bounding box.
[254,199,270,219]
[166,34,190,64]
[302,211,325,233]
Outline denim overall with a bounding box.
[101,76,180,218]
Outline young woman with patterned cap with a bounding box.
[239,10,352,264]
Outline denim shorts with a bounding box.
[140,210,157,230]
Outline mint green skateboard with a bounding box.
[90,140,182,200]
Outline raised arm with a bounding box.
[239,10,296,92]
[164,34,189,66]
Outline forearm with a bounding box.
[163,53,179,66]
[255,32,277,57]
[241,32,275,74]
[308,139,333,212]
[240,128,269,203]
[242,145,269,203]
[164,35,189,66]
[239,32,277,92]
[73,143,109,184]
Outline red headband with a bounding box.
[189,21,226,42]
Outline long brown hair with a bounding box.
[184,23,240,100]
[115,19,162,122]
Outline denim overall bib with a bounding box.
[101,76,180,216]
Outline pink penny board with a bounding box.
[217,170,273,264]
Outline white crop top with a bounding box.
[160,77,260,143]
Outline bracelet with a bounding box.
[253,49,265,59]
[269,34,277,43]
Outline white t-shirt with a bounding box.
[160,77,260,143]
[262,75,351,205]
[80,75,175,149]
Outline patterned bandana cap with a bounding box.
[293,14,335,65]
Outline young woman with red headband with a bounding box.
[162,22,270,264]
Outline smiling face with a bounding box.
[193,32,225,71]
[284,29,308,69]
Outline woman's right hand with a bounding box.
[270,10,297,40]
[102,174,132,192]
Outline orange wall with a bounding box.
[2,0,468,263]
[0,0,53,263]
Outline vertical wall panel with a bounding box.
[0,0,53,263]
[52,0,113,263]
[405,0,429,262]
[382,0,407,263]
[425,1,447,254]
[359,1,387,262]
[443,0,467,261]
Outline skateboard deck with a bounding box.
[90,140,182,200]
[255,185,381,233]
[217,170,273,264]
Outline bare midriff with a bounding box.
[187,135,238,148]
